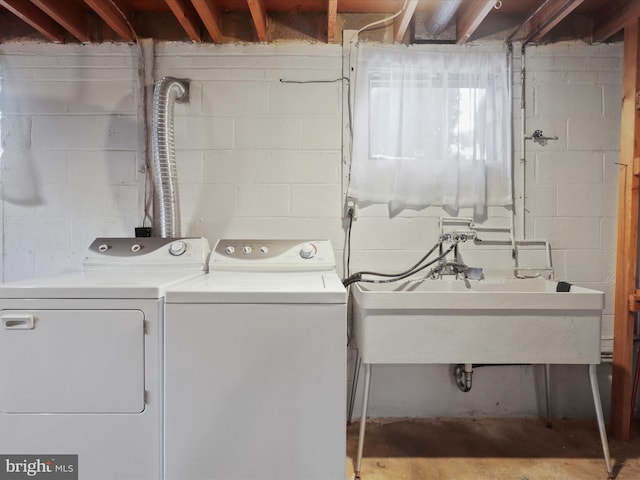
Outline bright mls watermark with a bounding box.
[0,456,77,479]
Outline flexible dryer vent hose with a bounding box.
[151,77,189,238]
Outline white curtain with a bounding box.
[348,45,512,217]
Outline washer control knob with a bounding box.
[169,241,187,256]
[242,245,252,255]
[299,243,316,259]
[98,244,109,253]
[259,246,269,255]
[131,244,142,253]
[225,245,235,255]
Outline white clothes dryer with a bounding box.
[164,239,347,480]
[0,237,209,480]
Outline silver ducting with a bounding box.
[424,0,462,35]
[151,76,189,238]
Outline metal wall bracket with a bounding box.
[525,129,559,146]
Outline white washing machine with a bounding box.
[0,237,209,480]
[164,239,347,480]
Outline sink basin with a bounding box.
[351,277,604,365]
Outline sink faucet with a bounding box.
[435,231,484,280]
[432,260,468,279]
[433,261,483,280]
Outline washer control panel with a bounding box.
[211,239,335,271]
[83,237,210,271]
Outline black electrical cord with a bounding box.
[344,205,355,347]
[279,77,349,84]
[346,209,353,277]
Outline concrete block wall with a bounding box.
[153,43,345,251]
[0,42,345,280]
[0,43,142,280]
[520,43,622,353]
[0,40,624,419]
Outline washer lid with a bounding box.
[165,271,347,304]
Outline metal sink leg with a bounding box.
[589,364,614,479]
[354,363,372,480]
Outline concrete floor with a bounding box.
[346,417,640,480]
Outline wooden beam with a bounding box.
[611,18,640,442]
[327,0,338,43]
[165,0,202,42]
[594,0,640,43]
[191,0,223,43]
[0,0,64,42]
[456,0,495,44]
[510,0,584,43]
[31,0,90,42]
[393,0,418,43]
[83,0,135,42]
[247,0,267,43]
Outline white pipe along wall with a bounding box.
[0,40,623,418]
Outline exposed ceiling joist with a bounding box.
[511,0,585,43]
[0,0,634,45]
[247,0,268,43]
[327,0,338,43]
[393,0,419,43]
[83,0,135,42]
[594,0,640,43]
[165,0,202,42]
[31,0,90,42]
[191,0,223,43]
[0,0,65,42]
[456,0,495,44]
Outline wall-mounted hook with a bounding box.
[525,129,558,146]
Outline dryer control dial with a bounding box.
[242,245,253,255]
[169,241,187,256]
[225,245,235,255]
[299,243,316,259]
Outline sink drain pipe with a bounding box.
[151,76,189,238]
[454,362,562,393]
[454,363,473,392]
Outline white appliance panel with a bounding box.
[0,237,210,480]
[0,270,207,300]
[0,309,144,413]
[209,239,336,271]
[164,302,346,480]
[83,237,210,271]
[0,298,163,480]
[2,414,158,480]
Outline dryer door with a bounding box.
[0,309,144,413]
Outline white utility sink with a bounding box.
[351,277,604,365]
[350,270,612,480]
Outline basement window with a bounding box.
[349,46,512,217]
